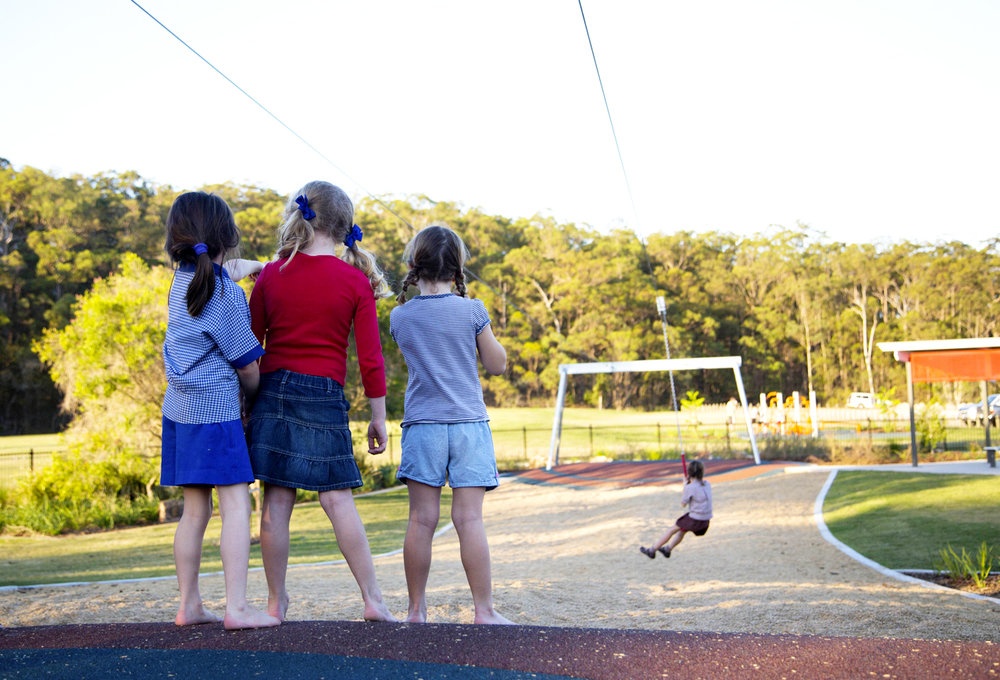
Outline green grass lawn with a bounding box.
[823,471,1000,569]
[0,487,452,587]
[0,434,63,489]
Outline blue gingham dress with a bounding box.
[161,263,264,486]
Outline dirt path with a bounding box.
[2,467,997,641]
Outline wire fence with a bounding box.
[2,411,996,489]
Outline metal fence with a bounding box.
[2,408,995,489]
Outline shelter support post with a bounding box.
[981,380,991,448]
[906,361,917,467]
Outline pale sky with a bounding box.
[2,0,998,246]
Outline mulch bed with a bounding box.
[905,572,1000,598]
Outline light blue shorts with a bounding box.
[398,421,499,490]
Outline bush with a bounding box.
[1,452,161,535]
[935,542,997,589]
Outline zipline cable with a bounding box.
[576,0,640,230]
[129,0,415,232]
[130,1,566,334]
[577,2,656,294]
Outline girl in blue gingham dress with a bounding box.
[161,191,278,631]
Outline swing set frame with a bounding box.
[545,357,761,469]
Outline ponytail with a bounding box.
[186,246,217,316]
[343,243,393,299]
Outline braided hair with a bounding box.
[396,225,469,304]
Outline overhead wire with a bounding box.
[576,1,656,280]
[577,2,681,448]
[576,0,640,231]
[130,0,554,331]
[129,0,420,233]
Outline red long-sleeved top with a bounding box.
[249,253,386,398]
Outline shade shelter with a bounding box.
[877,338,1000,466]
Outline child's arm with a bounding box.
[367,396,388,454]
[236,362,260,402]
[476,325,506,375]
[223,259,264,282]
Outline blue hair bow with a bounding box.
[295,195,316,221]
[344,224,363,248]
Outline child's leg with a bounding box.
[403,481,442,623]
[319,488,396,622]
[258,483,296,620]
[452,487,513,625]
[652,524,682,551]
[216,484,280,630]
[666,529,689,551]
[173,486,220,626]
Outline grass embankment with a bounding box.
[0,434,61,488]
[823,471,999,570]
[0,487,451,587]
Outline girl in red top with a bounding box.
[248,180,396,623]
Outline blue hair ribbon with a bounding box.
[295,195,316,221]
[193,242,209,256]
[344,224,363,248]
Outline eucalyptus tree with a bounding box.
[726,229,806,399]
[645,229,743,403]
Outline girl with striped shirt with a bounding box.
[390,225,512,625]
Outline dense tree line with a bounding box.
[2,162,996,435]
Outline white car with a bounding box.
[847,392,875,408]
[958,394,1000,426]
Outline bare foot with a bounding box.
[404,603,427,623]
[363,600,398,623]
[175,604,222,626]
[268,592,289,622]
[223,605,281,631]
[474,610,515,625]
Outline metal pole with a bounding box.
[656,296,684,456]
[547,369,569,469]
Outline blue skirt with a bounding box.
[160,416,255,487]
[248,370,362,492]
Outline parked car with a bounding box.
[847,392,875,408]
[958,394,1000,426]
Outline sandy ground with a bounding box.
[1,469,998,641]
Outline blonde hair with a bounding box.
[396,225,470,304]
[275,180,391,298]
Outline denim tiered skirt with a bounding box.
[248,370,362,491]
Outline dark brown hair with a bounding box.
[396,225,470,304]
[164,191,240,316]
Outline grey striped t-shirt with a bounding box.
[389,294,492,426]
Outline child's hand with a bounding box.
[223,259,264,282]
[367,419,388,454]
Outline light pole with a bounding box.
[656,295,684,457]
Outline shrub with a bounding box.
[3,452,161,535]
[935,542,997,589]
